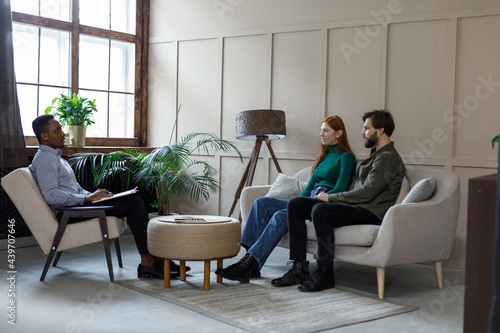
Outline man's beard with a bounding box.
[364,133,378,148]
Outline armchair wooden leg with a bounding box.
[98,210,114,282]
[114,238,123,268]
[41,213,70,281]
[52,251,63,267]
[377,267,385,299]
[434,260,443,289]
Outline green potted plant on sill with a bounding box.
[69,109,243,215]
[45,93,98,148]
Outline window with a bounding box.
[11,0,149,147]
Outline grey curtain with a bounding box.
[1,0,30,240]
[0,0,28,168]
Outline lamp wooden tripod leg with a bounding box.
[228,135,282,218]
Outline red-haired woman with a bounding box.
[216,115,355,283]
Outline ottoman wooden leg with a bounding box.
[180,260,187,281]
[217,259,223,283]
[164,259,171,288]
[204,260,211,291]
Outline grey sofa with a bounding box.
[240,166,460,298]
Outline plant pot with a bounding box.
[66,125,86,148]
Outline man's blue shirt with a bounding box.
[29,145,90,214]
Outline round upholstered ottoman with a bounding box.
[147,215,241,290]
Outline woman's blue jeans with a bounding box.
[241,197,289,269]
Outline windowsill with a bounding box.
[26,146,155,157]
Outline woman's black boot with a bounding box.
[215,253,257,283]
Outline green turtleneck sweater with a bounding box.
[300,145,355,197]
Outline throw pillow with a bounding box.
[402,177,437,204]
[265,173,308,200]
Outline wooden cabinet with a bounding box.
[464,174,497,333]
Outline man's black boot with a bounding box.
[215,253,257,283]
[298,267,335,292]
[271,260,309,287]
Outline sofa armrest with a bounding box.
[240,185,272,227]
[366,196,459,267]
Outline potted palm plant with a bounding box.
[70,132,242,216]
[45,93,98,147]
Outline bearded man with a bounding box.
[272,109,406,292]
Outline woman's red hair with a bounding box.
[311,115,355,172]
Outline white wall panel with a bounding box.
[269,158,315,183]
[177,39,219,138]
[327,26,382,154]
[220,156,265,218]
[221,35,268,146]
[451,166,498,269]
[271,30,323,154]
[455,15,500,160]
[148,42,176,147]
[386,20,450,162]
[150,0,500,42]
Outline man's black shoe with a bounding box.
[298,267,335,292]
[137,262,180,279]
[271,260,309,287]
[169,260,191,273]
[156,259,191,273]
[215,253,257,283]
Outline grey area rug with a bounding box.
[116,271,417,333]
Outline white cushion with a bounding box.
[265,173,308,200]
[303,221,380,247]
[402,177,437,204]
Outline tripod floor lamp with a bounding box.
[228,109,286,218]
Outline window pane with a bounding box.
[110,40,135,93]
[13,24,39,84]
[40,86,71,117]
[40,28,70,86]
[79,35,109,91]
[109,93,134,138]
[80,90,109,138]
[40,0,71,21]
[80,0,110,30]
[11,0,38,16]
[17,84,39,136]
[111,0,136,34]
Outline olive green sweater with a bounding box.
[327,142,406,221]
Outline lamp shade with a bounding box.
[235,109,286,140]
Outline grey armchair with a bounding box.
[1,167,127,281]
[240,166,460,298]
